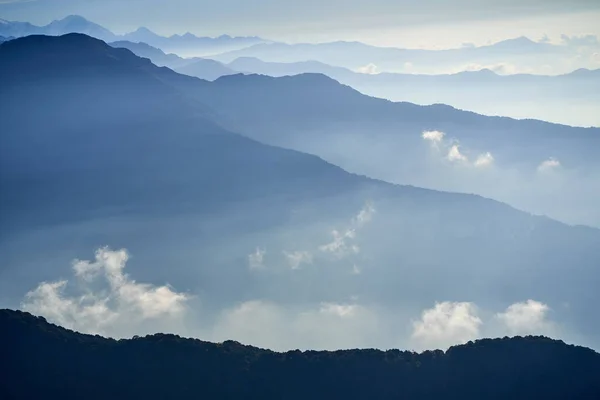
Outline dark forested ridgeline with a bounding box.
[1,309,599,400]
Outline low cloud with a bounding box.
[496,300,555,335]
[248,247,266,270]
[474,152,494,168]
[320,202,374,258]
[283,250,313,269]
[411,302,482,351]
[320,229,360,257]
[537,157,561,173]
[22,247,190,337]
[353,201,375,227]
[356,63,379,75]
[446,144,468,163]
[423,130,494,168]
[422,130,446,146]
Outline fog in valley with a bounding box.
[1,1,599,356]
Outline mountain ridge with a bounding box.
[2,34,600,351]
[1,309,600,400]
[0,15,268,55]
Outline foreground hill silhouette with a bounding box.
[1,309,599,399]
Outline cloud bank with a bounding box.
[411,302,482,351]
[22,247,190,337]
[422,130,495,168]
[20,247,563,352]
[496,299,555,335]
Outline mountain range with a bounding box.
[106,39,600,125]
[0,15,267,55]
[223,57,600,126]
[2,309,599,400]
[1,34,600,350]
[210,36,599,75]
[109,40,237,80]
[2,15,598,74]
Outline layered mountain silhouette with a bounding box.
[1,34,600,348]
[1,309,599,400]
[182,69,600,226]
[0,15,267,55]
[0,15,114,41]
[184,71,600,166]
[109,40,236,80]
[212,56,600,126]
[210,37,578,73]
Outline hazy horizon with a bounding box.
[1,0,600,49]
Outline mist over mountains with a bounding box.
[223,57,600,127]
[2,14,599,74]
[1,34,600,353]
[211,35,600,75]
[2,1,600,395]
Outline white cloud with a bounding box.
[422,130,446,145]
[422,130,497,168]
[320,229,359,257]
[248,247,266,270]
[356,63,378,74]
[496,300,554,335]
[22,247,189,337]
[474,152,494,167]
[354,202,375,226]
[537,157,561,172]
[411,302,482,350]
[283,250,313,269]
[320,202,374,258]
[351,264,362,275]
[446,144,468,163]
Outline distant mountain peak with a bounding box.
[135,26,154,33]
[493,36,539,47]
[59,15,90,23]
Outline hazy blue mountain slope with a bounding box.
[181,73,599,164]
[175,58,237,81]
[109,40,236,80]
[172,72,600,226]
[1,35,600,350]
[109,40,193,68]
[225,57,600,126]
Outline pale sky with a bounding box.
[1,0,599,48]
